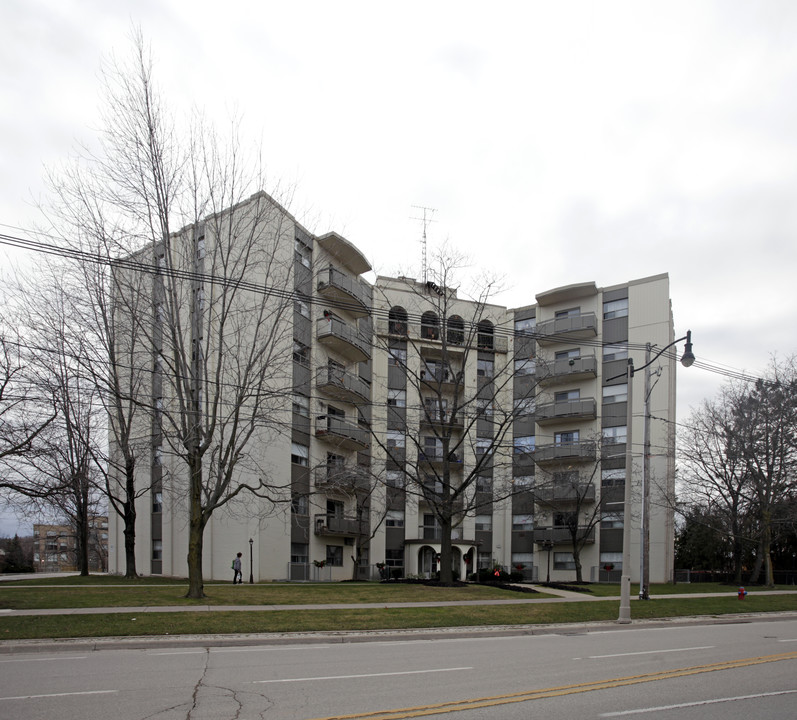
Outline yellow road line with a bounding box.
[307,650,797,720]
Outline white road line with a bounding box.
[0,689,118,701]
[777,638,797,642]
[253,667,473,684]
[148,650,207,656]
[599,689,797,716]
[0,656,87,663]
[211,645,332,653]
[584,645,714,659]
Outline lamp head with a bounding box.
[680,330,695,368]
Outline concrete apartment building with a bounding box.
[33,516,109,573]
[108,192,677,584]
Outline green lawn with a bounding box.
[580,582,795,597]
[1,594,795,641]
[0,579,545,610]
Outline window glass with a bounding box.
[387,389,406,407]
[475,515,492,531]
[477,359,494,378]
[325,546,343,566]
[514,435,535,453]
[553,552,575,570]
[602,426,627,444]
[291,543,308,563]
[555,389,580,402]
[388,347,407,366]
[600,552,623,571]
[386,431,405,448]
[602,384,628,404]
[475,476,492,493]
[514,396,536,415]
[513,475,533,489]
[514,317,536,335]
[555,307,580,318]
[602,468,625,486]
[290,442,309,466]
[601,512,624,529]
[152,540,163,561]
[603,298,628,320]
[293,340,309,364]
[512,514,534,531]
[554,430,579,445]
[603,343,628,362]
[386,510,405,527]
[555,348,580,360]
[152,492,163,513]
[292,394,309,417]
[514,358,536,376]
[291,493,308,515]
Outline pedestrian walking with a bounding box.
[232,552,243,584]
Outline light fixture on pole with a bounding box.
[249,537,254,585]
[617,331,694,624]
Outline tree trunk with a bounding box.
[439,515,454,584]
[761,510,775,587]
[123,500,137,579]
[186,455,206,598]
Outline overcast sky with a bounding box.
[2,1,796,535]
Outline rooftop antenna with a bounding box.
[410,205,436,283]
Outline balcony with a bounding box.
[536,355,597,386]
[532,526,596,544]
[534,482,596,504]
[317,316,371,363]
[420,410,464,431]
[535,398,596,425]
[313,463,371,491]
[315,415,369,450]
[412,525,464,542]
[534,441,596,466]
[417,450,464,468]
[374,319,508,353]
[420,367,464,390]
[314,513,366,538]
[535,312,597,346]
[316,266,370,318]
[315,365,370,404]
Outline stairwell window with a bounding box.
[602,384,628,404]
[291,442,309,466]
[603,298,628,320]
[475,515,492,531]
[386,510,405,528]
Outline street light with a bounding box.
[617,331,694,624]
[249,537,254,585]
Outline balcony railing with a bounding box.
[316,266,370,317]
[532,526,596,544]
[534,441,596,465]
[375,319,507,353]
[313,463,371,490]
[314,514,367,537]
[414,525,464,541]
[417,450,464,466]
[316,316,371,362]
[536,355,597,386]
[536,313,597,345]
[535,398,597,425]
[534,482,596,503]
[315,365,370,404]
[315,415,369,450]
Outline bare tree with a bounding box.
[370,249,540,584]
[37,31,296,597]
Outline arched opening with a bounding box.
[420,311,439,340]
[388,306,408,336]
[418,546,437,577]
[477,320,494,350]
[447,315,464,345]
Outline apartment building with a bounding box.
[33,516,109,573]
[108,193,677,584]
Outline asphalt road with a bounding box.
[1,616,796,719]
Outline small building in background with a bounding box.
[32,516,108,572]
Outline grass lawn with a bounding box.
[580,582,797,597]
[0,594,795,641]
[0,578,547,610]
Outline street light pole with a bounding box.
[249,537,254,584]
[617,331,694,624]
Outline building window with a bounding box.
[386,510,405,528]
[512,552,533,568]
[514,435,535,454]
[386,470,405,488]
[601,512,624,529]
[554,389,580,402]
[603,298,628,320]
[477,359,494,378]
[294,238,312,268]
[514,317,536,335]
[602,426,627,445]
[555,430,579,445]
[420,311,440,340]
[514,357,536,376]
[326,545,343,566]
[475,437,491,457]
[447,315,465,345]
[424,397,448,422]
[291,493,308,516]
[476,476,492,493]
[514,475,533,490]
[602,384,628,404]
[386,431,405,448]
[514,396,536,416]
[291,442,309,466]
[292,393,309,417]
[555,348,580,360]
[196,237,206,260]
[388,347,407,366]
[153,445,163,467]
[512,514,534,531]
[553,552,576,570]
[388,306,408,336]
[601,468,625,487]
[152,540,163,561]
[475,515,492,531]
[600,552,623,571]
[387,389,406,407]
[291,543,308,564]
[477,551,492,570]
[476,398,493,417]
[152,491,163,514]
[477,320,494,350]
[603,342,628,362]
[295,299,310,318]
[555,307,580,319]
[385,549,403,568]
[293,340,309,365]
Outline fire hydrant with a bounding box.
[738,587,747,600]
